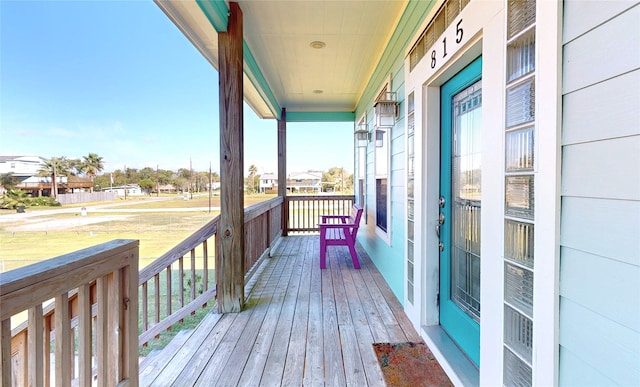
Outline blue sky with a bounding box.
[0,1,354,176]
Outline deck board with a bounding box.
[141,235,422,386]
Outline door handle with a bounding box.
[439,212,445,225]
[436,225,440,238]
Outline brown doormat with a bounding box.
[372,342,453,387]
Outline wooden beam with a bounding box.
[278,108,287,235]
[217,1,244,313]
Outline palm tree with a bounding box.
[38,157,70,199]
[82,153,104,192]
[248,164,258,193]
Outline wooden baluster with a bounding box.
[1,318,11,387]
[142,282,148,332]
[166,265,172,320]
[122,260,139,387]
[202,240,209,292]
[108,271,122,385]
[190,249,196,304]
[95,277,108,387]
[43,315,51,386]
[178,257,184,322]
[28,304,44,387]
[78,285,92,386]
[154,274,160,327]
[55,292,72,386]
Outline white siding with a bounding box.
[560,2,640,385]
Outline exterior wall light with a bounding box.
[354,124,370,148]
[374,91,399,128]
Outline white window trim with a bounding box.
[373,75,393,245]
[357,113,368,223]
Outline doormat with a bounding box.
[372,342,453,387]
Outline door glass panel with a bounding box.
[450,80,482,323]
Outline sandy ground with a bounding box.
[5,215,135,232]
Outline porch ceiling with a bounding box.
[154,0,408,121]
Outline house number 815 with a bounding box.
[431,19,464,69]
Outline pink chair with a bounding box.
[319,204,363,269]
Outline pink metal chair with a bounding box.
[319,204,363,269]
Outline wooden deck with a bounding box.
[139,235,422,386]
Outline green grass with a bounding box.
[139,303,214,356]
[0,194,278,354]
[138,268,215,355]
[0,213,216,271]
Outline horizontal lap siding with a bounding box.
[560,2,640,385]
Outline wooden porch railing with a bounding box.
[284,195,355,234]
[1,195,361,385]
[137,196,284,346]
[1,239,140,387]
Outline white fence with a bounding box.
[56,192,117,205]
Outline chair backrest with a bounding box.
[349,204,363,239]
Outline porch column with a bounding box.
[216,1,244,313]
[277,108,287,235]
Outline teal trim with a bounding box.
[197,0,282,119]
[243,42,282,119]
[196,0,229,32]
[439,56,482,366]
[286,111,355,122]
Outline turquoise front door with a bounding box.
[439,56,482,366]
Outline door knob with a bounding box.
[436,225,440,238]
[439,242,444,252]
[439,196,446,208]
[439,212,445,225]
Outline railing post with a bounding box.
[0,319,10,386]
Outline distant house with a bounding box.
[286,171,322,193]
[0,155,93,197]
[16,175,93,197]
[0,155,46,181]
[157,184,177,193]
[258,173,277,193]
[103,184,144,197]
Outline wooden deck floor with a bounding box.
[139,235,422,386]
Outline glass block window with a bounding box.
[505,1,536,384]
[504,305,533,363]
[506,80,535,128]
[504,220,534,268]
[507,28,536,82]
[504,347,533,387]
[507,0,536,39]
[506,127,534,171]
[505,175,535,220]
[505,263,534,318]
[407,92,415,304]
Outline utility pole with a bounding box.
[124,164,128,200]
[189,158,193,199]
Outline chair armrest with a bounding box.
[318,222,356,228]
[321,214,350,222]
